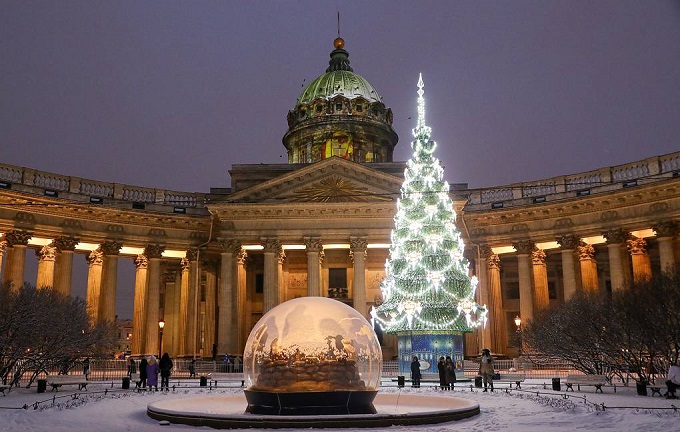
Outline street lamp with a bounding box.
[158,320,165,359]
[514,315,522,357]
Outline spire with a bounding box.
[413,73,431,140]
[326,38,353,72]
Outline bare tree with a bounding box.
[0,283,117,389]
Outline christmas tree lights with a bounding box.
[371,74,487,336]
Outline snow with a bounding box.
[0,379,677,432]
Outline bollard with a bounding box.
[474,376,483,388]
[122,377,130,389]
[552,377,561,391]
[200,376,208,387]
[397,376,405,387]
[37,379,47,393]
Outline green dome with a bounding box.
[297,70,382,105]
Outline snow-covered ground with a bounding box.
[0,379,677,431]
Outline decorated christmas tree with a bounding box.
[371,75,487,373]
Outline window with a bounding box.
[328,268,348,298]
[335,103,343,111]
[355,104,362,112]
[316,104,323,113]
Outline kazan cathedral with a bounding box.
[1,38,680,362]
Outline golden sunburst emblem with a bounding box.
[291,176,392,202]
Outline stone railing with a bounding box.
[0,163,206,209]
[467,151,680,208]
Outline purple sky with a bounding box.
[3,1,679,193]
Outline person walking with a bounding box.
[479,348,494,392]
[128,357,137,376]
[445,356,457,390]
[139,357,148,389]
[159,353,173,391]
[189,358,196,378]
[410,356,422,388]
[82,357,91,380]
[665,361,680,399]
[146,355,160,391]
[437,357,447,390]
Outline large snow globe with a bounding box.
[243,297,382,415]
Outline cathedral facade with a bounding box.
[2,39,679,359]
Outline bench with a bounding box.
[647,385,662,397]
[493,373,526,389]
[47,374,89,391]
[208,373,244,387]
[565,374,610,393]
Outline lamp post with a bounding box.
[158,320,165,359]
[514,315,522,358]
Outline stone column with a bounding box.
[35,244,57,289]
[178,257,191,356]
[654,221,677,272]
[477,245,493,351]
[627,237,652,283]
[236,248,248,352]
[203,264,217,359]
[513,240,534,323]
[0,239,6,283]
[603,228,628,292]
[577,242,599,293]
[557,235,579,300]
[86,248,104,321]
[53,236,79,296]
[304,237,323,296]
[131,254,148,356]
[261,238,281,314]
[277,248,286,304]
[531,248,550,311]
[350,236,368,317]
[184,248,199,358]
[2,230,31,290]
[144,244,165,357]
[100,240,122,322]
[218,240,239,356]
[487,253,506,354]
[163,269,180,356]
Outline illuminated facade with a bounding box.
[2,39,680,359]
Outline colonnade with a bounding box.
[475,221,678,355]
[0,230,373,359]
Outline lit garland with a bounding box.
[371,74,488,334]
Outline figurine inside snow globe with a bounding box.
[242,296,382,415]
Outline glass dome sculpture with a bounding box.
[244,297,382,393]
[242,297,382,415]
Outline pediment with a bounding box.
[224,158,403,204]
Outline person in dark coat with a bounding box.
[410,356,422,388]
[83,357,90,380]
[146,355,160,391]
[445,356,457,390]
[437,357,447,390]
[128,357,137,376]
[159,353,173,391]
[479,348,495,392]
[139,357,148,388]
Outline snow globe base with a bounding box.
[244,389,378,415]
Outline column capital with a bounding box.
[261,238,281,253]
[134,254,148,269]
[181,257,191,271]
[512,240,535,255]
[236,249,248,265]
[218,239,241,254]
[556,234,580,250]
[36,244,57,262]
[603,228,629,244]
[349,249,367,264]
[53,236,79,252]
[487,253,501,270]
[144,244,165,259]
[349,236,368,252]
[163,270,177,283]
[319,250,325,265]
[0,239,6,253]
[577,242,596,260]
[479,244,494,259]
[304,237,323,252]
[185,247,198,261]
[627,237,648,255]
[100,240,123,256]
[4,230,31,247]
[86,248,104,265]
[653,221,678,238]
[277,249,286,264]
[531,248,547,265]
